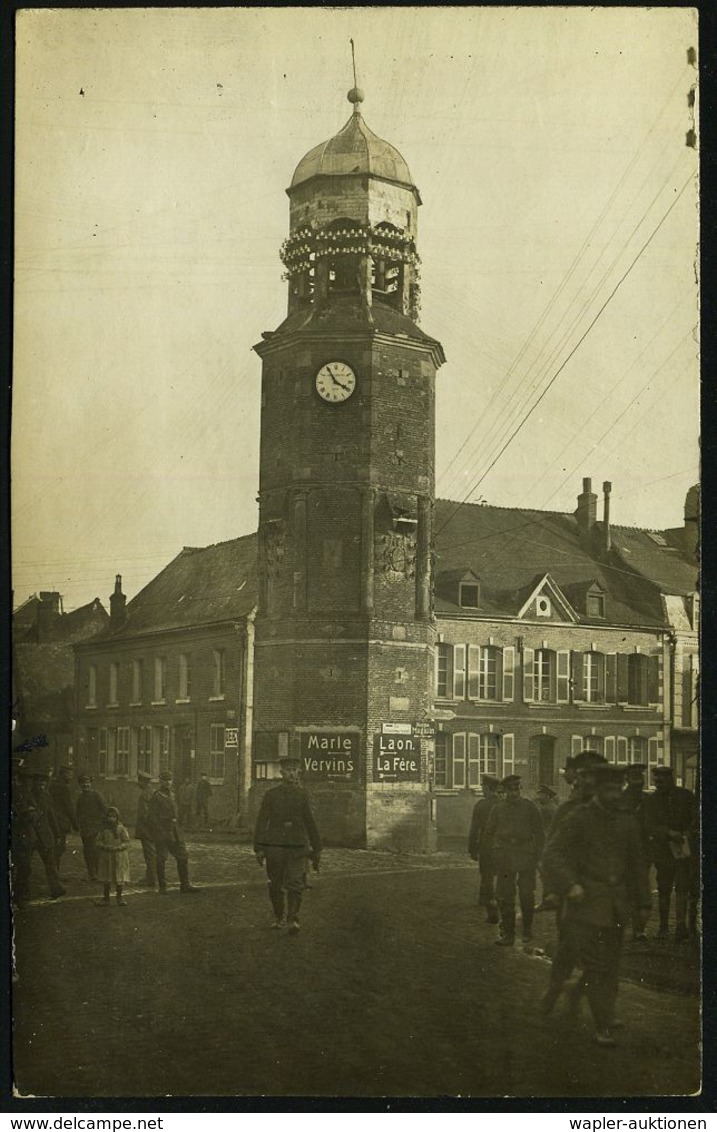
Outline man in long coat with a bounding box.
[484,774,544,946]
[134,769,158,887]
[75,774,107,881]
[644,765,698,941]
[254,756,322,935]
[468,775,501,922]
[147,770,199,894]
[542,763,651,1046]
[49,764,77,873]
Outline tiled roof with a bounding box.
[432,499,694,626]
[267,296,443,354]
[94,532,258,641]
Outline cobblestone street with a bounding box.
[12,834,700,1100]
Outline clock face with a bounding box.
[315,361,357,403]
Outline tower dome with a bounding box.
[290,91,417,194]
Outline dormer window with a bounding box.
[459,582,480,609]
[587,592,605,618]
[536,596,551,617]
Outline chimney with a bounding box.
[37,591,62,641]
[110,574,127,627]
[575,477,597,534]
[602,481,612,552]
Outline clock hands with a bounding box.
[326,365,350,392]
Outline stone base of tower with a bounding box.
[248,781,436,852]
[366,788,437,853]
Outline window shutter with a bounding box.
[605,653,618,703]
[648,736,663,766]
[467,733,480,787]
[616,654,629,703]
[453,645,466,699]
[596,653,606,701]
[108,728,117,776]
[616,736,628,764]
[522,647,535,702]
[571,735,583,756]
[648,654,661,706]
[502,646,514,702]
[453,732,467,788]
[556,650,570,703]
[502,733,515,777]
[571,652,585,700]
[467,645,481,699]
[604,736,615,763]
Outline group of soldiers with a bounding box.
[468,754,699,1046]
[11,763,201,903]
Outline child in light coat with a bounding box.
[95,806,131,906]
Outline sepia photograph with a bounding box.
[10,5,700,1102]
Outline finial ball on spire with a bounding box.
[348,86,365,105]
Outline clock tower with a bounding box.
[251,86,445,849]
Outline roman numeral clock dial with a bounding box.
[315,361,357,403]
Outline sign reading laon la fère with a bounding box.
[300,732,359,780]
[373,733,421,782]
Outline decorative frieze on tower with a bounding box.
[251,86,445,849]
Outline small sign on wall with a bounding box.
[225,728,239,748]
[300,732,359,780]
[373,733,421,782]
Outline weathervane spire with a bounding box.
[347,38,364,112]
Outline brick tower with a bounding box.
[251,85,445,849]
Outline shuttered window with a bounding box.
[502,646,515,702]
[502,734,515,777]
[467,645,481,699]
[436,644,453,699]
[584,652,605,703]
[556,650,570,703]
[523,647,535,702]
[453,645,466,700]
[452,732,467,788]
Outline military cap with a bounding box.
[573,750,608,770]
[78,774,92,784]
[625,762,647,774]
[279,756,301,768]
[652,765,674,776]
[159,770,173,781]
[482,774,501,789]
[59,763,74,771]
[590,763,626,783]
[537,784,557,798]
[502,774,522,787]
[137,770,152,782]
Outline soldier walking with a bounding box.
[467,774,501,923]
[134,770,158,887]
[254,756,322,935]
[75,774,107,881]
[541,763,651,1047]
[148,770,199,895]
[13,769,66,902]
[49,764,78,873]
[644,765,697,941]
[484,774,544,946]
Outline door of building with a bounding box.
[175,724,196,783]
[528,735,556,788]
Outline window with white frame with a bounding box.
[210,723,226,780]
[212,649,226,698]
[178,653,191,700]
[474,646,501,701]
[154,657,167,703]
[535,649,555,702]
[583,652,605,703]
[109,662,119,706]
[629,735,648,764]
[131,659,143,704]
[106,728,117,776]
[436,643,453,699]
[98,727,108,776]
[433,731,448,787]
[88,665,97,708]
[627,654,648,706]
[647,735,665,767]
[437,732,502,790]
[153,725,169,773]
[115,726,130,776]
[137,726,152,776]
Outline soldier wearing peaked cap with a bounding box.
[75,774,107,881]
[644,764,698,941]
[134,770,157,888]
[147,770,199,894]
[484,774,544,946]
[254,756,322,935]
[468,775,502,923]
[541,763,650,1046]
[535,784,559,834]
[12,769,66,903]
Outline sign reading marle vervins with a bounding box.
[373,734,421,782]
[300,733,359,780]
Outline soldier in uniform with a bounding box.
[134,769,158,887]
[542,763,651,1046]
[621,763,651,941]
[644,765,697,941]
[484,774,544,946]
[49,763,78,873]
[148,769,199,894]
[254,756,322,935]
[75,774,107,881]
[468,774,501,923]
[535,785,559,834]
[13,769,66,902]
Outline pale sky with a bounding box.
[13,7,699,612]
